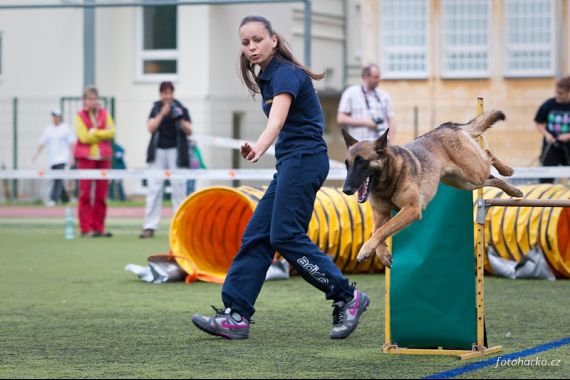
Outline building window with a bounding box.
[442,0,490,78]
[380,0,428,79]
[504,0,554,77]
[138,3,178,80]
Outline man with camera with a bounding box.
[337,64,396,142]
[140,81,192,239]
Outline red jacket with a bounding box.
[74,108,115,160]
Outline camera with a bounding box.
[170,102,184,120]
[372,116,384,126]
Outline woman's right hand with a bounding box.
[160,102,171,117]
[240,142,262,163]
[241,142,253,159]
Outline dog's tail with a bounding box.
[462,110,506,138]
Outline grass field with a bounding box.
[0,216,569,379]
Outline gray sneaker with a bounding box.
[192,306,250,340]
[329,289,370,339]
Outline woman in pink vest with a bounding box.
[74,86,116,237]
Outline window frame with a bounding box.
[503,0,555,78]
[441,0,491,79]
[380,0,430,80]
[136,4,179,82]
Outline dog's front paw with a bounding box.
[356,241,376,263]
[504,184,524,198]
[512,189,524,198]
[376,245,392,268]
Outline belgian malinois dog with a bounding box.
[342,110,523,267]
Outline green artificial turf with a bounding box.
[0,217,568,378]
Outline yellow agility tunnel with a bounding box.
[170,186,384,284]
[171,184,570,283]
[475,184,570,277]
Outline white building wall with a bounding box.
[345,0,364,84]
[0,0,347,195]
[0,5,83,193]
[0,6,83,97]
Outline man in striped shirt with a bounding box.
[337,64,396,142]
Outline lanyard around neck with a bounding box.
[361,86,382,111]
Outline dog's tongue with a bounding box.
[357,178,369,203]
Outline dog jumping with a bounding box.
[342,110,523,267]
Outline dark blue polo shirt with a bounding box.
[258,57,327,164]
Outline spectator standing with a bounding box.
[74,86,116,237]
[140,81,192,238]
[33,108,76,205]
[337,64,396,142]
[535,76,570,183]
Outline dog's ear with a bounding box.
[374,128,390,154]
[341,128,358,148]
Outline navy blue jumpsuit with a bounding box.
[221,57,355,320]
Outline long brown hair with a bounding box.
[239,15,324,96]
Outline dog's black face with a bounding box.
[343,155,374,202]
[342,128,389,203]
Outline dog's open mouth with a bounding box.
[357,177,370,203]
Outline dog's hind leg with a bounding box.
[482,175,523,197]
[485,149,514,177]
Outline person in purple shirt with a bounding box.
[192,15,370,341]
